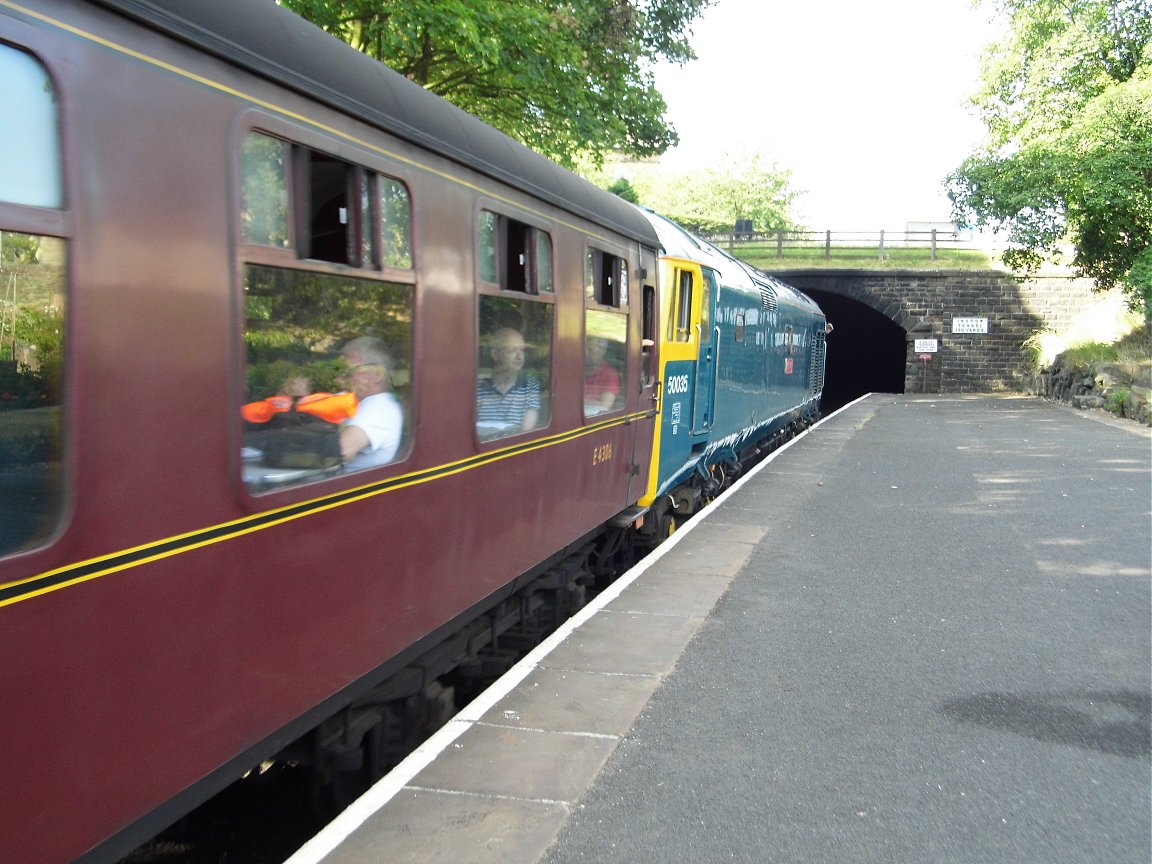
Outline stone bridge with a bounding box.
[766,269,1109,411]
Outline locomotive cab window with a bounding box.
[669,268,694,343]
[239,131,415,492]
[0,45,66,557]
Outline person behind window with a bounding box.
[584,337,621,413]
[476,327,540,436]
[242,375,358,425]
[340,336,403,469]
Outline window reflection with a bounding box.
[379,178,412,269]
[0,233,66,556]
[241,133,290,248]
[476,297,552,440]
[242,265,413,490]
[584,309,626,415]
[0,47,62,208]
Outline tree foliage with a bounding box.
[281,0,713,168]
[596,151,798,234]
[1,233,65,408]
[947,0,1152,317]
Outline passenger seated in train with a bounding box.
[475,327,541,438]
[339,336,404,469]
[584,337,620,413]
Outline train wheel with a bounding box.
[658,512,677,542]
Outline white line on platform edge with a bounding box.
[283,395,870,864]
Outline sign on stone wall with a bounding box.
[914,338,939,353]
[952,317,989,334]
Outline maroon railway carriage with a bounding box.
[0,1,661,861]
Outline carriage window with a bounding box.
[478,211,498,282]
[241,265,413,491]
[476,296,553,440]
[0,47,66,558]
[0,48,62,208]
[242,134,290,247]
[379,178,412,269]
[356,170,375,267]
[304,151,353,263]
[584,309,626,415]
[641,283,656,385]
[478,211,552,293]
[536,232,554,293]
[242,132,412,271]
[586,249,626,307]
[0,233,66,557]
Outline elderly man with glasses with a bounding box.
[339,336,403,469]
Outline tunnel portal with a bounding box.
[805,290,906,414]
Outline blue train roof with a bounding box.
[638,208,823,316]
[89,0,659,248]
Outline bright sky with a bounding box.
[652,0,998,229]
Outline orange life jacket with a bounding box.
[242,392,358,424]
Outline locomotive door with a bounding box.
[690,269,716,434]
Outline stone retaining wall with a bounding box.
[1028,355,1152,426]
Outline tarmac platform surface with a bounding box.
[287,395,1152,864]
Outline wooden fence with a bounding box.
[703,229,983,261]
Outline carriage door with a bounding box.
[690,269,716,433]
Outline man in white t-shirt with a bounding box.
[339,336,403,470]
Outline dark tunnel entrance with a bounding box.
[804,291,907,414]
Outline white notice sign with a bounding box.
[914,339,938,353]
[952,317,989,334]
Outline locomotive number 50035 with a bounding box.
[666,374,690,395]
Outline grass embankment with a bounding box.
[726,244,996,271]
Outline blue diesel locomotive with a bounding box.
[638,210,826,539]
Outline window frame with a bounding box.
[669,267,694,343]
[235,118,419,496]
[0,39,70,559]
[585,247,628,309]
[473,206,558,443]
[582,242,632,419]
[475,206,555,296]
[475,294,555,442]
[238,118,416,286]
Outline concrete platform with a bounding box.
[287,395,1151,864]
